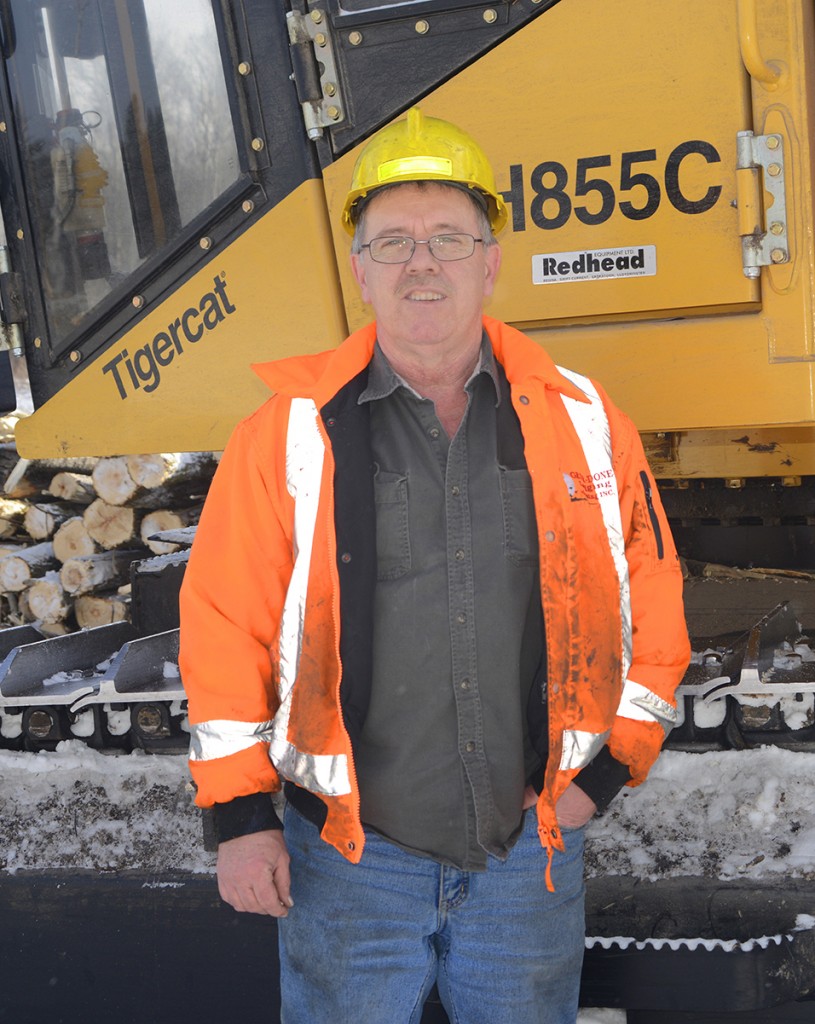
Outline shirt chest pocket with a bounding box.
[499,467,539,567]
[373,468,411,580]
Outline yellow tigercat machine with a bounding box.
[0,2,813,1020]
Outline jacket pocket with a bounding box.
[373,468,411,580]
[499,466,539,567]
[639,470,665,561]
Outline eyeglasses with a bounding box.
[360,233,484,264]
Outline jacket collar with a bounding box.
[251,316,589,407]
[482,316,590,403]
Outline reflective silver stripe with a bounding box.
[558,368,632,681]
[618,678,678,731]
[559,728,610,771]
[268,398,351,797]
[274,745,351,797]
[189,719,274,761]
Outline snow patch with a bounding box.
[0,741,213,875]
[1,744,813,886]
[585,747,815,881]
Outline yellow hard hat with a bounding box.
[341,107,508,236]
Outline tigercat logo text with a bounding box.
[102,273,236,400]
[532,246,657,285]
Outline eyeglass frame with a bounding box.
[359,233,485,264]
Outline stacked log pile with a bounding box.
[0,437,215,636]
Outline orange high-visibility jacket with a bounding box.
[180,316,690,869]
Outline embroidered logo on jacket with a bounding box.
[563,469,615,503]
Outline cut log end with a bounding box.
[23,578,70,624]
[75,593,131,629]
[84,500,139,550]
[53,517,99,563]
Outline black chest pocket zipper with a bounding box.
[639,470,664,560]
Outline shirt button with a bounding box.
[451,485,460,496]
[456,613,466,624]
[545,530,555,542]
[341,552,352,563]
[519,395,530,405]
[459,679,470,691]
[465,741,476,753]
[429,427,440,438]
[455,549,465,560]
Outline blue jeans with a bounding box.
[278,805,585,1024]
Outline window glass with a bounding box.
[5,0,240,350]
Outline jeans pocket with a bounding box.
[374,468,411,580]
[499,466,539,567]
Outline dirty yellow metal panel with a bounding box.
[16,180,348,457]
[525,313,815,433]
[751,0,815,361]
[644,425,815,479]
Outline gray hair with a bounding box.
[350,181,497,255]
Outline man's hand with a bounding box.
[217,829,293,917]
[555,782,597,828]
[523,782,597,828]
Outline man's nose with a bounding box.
[406,239,438,270]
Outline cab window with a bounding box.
[3,0,240,353]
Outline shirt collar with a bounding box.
[358,331,501,406]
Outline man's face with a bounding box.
[350,183,501,360]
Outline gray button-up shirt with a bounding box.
[354,338,542,870]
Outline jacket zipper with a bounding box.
[639,470,664,560]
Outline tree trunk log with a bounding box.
[60,550,142,596]
[0,498,28,539]
[0,542,57,591]
[4,457,99,499]
[0,442,19,487]
[91,457,137,506]
[22,575,71,624]
[74,592,131,628]
[83,500,141,550]
[140,508,200,554]
[53,516,100,562]
[127,452,219,489]
[48,471,96,505]
[37,621,71,637]
[93,453,218,508]
[24,503,73,541]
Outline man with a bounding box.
[180,108,690,1023]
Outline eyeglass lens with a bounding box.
[367,234,479,263]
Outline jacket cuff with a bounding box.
[573,746,632,813]
[213,792,283,844]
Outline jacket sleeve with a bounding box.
[602,388,691,787]
[179,399,295,811]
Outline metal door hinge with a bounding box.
[287,8,345,140]
[735,130,788,279]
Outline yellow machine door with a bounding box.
[325,0,815,440]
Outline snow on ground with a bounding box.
[1,741,813,881]
[585,746,815,881]
[0,743,214,875]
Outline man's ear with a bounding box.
[350,253,371,304]
[483,243,502,299]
